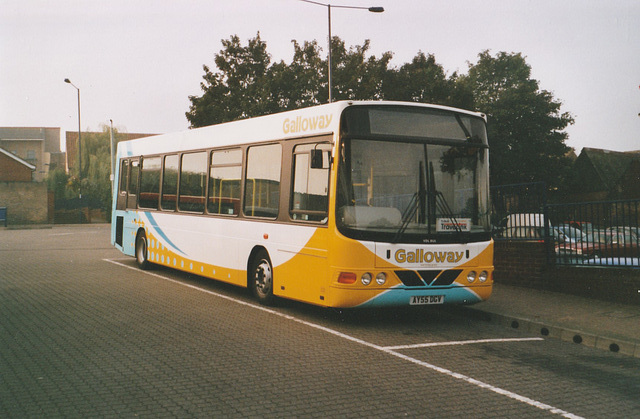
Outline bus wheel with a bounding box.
[135,230,150,270]
[250,250,274,305]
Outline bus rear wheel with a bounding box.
[135,230,151,270]
[250,250,274,305]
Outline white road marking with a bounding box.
[104,258,584,419]
[384,337,544,350]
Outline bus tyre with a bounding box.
[135,231,151,270]
[250,250,274,305]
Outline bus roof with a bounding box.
[117,100,486,158]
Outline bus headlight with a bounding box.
[478,271,488,283]
[361,272,372,286]
[467,271,477,283]
[376,272,387,285]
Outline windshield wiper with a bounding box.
[455,114,472,140]
[393,160,428,243]
[392,191,420,243]
[429,161,464,237]
[392,154,466,244]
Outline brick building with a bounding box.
[565,147,640,201]
[0,127,63,225]
[0,148,35,181]
[0,127,62,182]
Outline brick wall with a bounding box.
[494,241,548,288]
[0,182,48,224]
[0,154,32,181]
[495,241,640,305]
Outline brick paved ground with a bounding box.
[1,225,639,418]
[0,226,531,417]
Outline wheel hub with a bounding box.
[255,260,272,295]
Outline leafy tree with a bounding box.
[80,127,114,214]
[46,167,72,203]
[187,37,574,192]
[268,40,326,110]
[46,125,122,220]
[186,34,394,127]
[329,38,393,101]
[463,51,574,189]
[186,33,274,127]
[384,51,471,109]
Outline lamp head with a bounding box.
[64,78,71,83]
[369,7,384,12]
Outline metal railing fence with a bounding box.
[546,199,640,267]
[491,182,547,241]
[491,182,640,267]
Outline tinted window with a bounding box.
[291,143,330,222]
[139,156,161,209]
[118,159,129,195]
[209,149,242,215]
[179,152,207,213]
[128,160,139,195]
[161,154,178,210]
[127,159,139,209]
[244,144,281,218]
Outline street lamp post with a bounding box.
[300,0,384,103]
[64,78,83,222]
[64,78,82,182]
[110,119,115,194]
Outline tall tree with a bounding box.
[77,125,122,216]
[187,38,574,193]
[384,51,471,108]
[186,33,274,127]
[186,34,394,127]
[463,51,574,188]
[48,125,121,219]
[329,38,393,101]
[269,40,325,110]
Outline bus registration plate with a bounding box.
[410,295,444,305]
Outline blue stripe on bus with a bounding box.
[358,285,482,307]
[143,212,186,256]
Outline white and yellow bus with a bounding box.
[111,101,493,308]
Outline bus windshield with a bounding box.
[336,106,491,244]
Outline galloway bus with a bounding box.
[111,101,493,308]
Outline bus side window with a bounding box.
[209,148,242,216]
[161,154,179,211]
[244,144,281,218]
[116,159,129,211]
[290,143,330,222]
[127,159,139,209]
[179,151,207,213]
[139,156,161,210]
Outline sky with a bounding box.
[1,0,639,154]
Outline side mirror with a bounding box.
[310,149,326,169]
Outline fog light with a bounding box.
[361,272,372,286]
[479,271,488,283]
[467,271,477,283]
[376,272,387,285]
